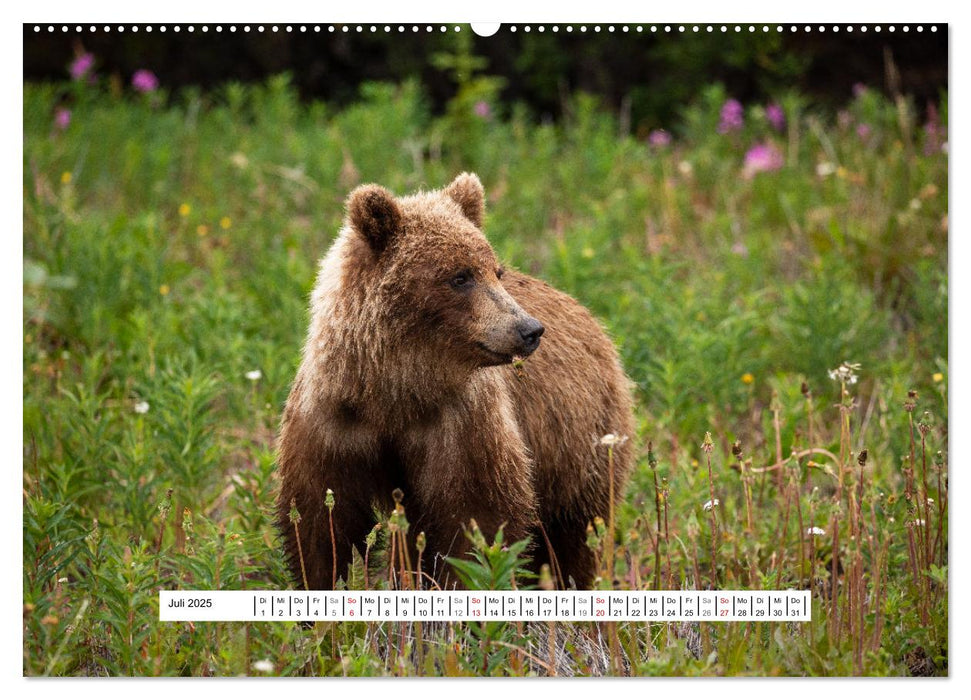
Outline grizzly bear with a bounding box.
[276,173,634,590]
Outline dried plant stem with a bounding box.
[704,444,718,588]
[809,502,818,647]
[907,417,927,570]
[933,452,946,568]
[919,431,932,578]
[773,480,793,584]
[363,541,373,590]
[741,461,754,533]
[869,494,890,653]
[415,619,425,673]
[606,444,616,584]
[750,447,841,474]
[828,382,852,644]
[805,389,815,451]
[905,525,919,588]
[625,549,639,590]
[662,487,673,591]
[829,518,840,643]
[772,395,784,490]
[329,509,337,590]
[608,620,622,675]
[537,523,564,588]
[398,534,410,589]
[904,404,931,625]
[388,528,398,588]
[691,536,712,656]
[649,446,663,590]
[794,473,806,589]
[854,451,868,673]
[292,518,309,592]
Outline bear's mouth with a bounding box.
[476,342,514,365]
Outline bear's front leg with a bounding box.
[275,413,378,590]
[402,378,539,588]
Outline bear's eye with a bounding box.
[450,270,473,289]
[496,267,505,280]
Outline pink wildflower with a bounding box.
[718,99,744,134]
[54,108,71,131]
[766,103,786,131]
[743,142,783,178]
[473,101,491,119]
[69,53,94,81]
[132,70,159,93]
[648,129,671,147]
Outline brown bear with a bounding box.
[275,173,634,590]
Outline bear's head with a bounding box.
[343,173,544,370]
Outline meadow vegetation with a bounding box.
[23,52,947,676]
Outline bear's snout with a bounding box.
[516,317,545,356]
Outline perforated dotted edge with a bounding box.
[30,24,941,35]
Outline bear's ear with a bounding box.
[444,172,485,228]
[347,184,402,252]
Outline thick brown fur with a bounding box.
[275,173,634,590]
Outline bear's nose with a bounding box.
[516,317,545,355]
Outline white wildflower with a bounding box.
[599,433,629,447]
[677,160,693,176]
[703,499,720,512]
[828,361,861,385]
[133,401,150,414]
[252,659,274,673]
[913,519,926,527]
[807,526,826,536]
[230,152,249,169]
[816,162,837,177]
[245,369,262,382]
[927,497,935,505]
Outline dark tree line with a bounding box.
[24,24,947,129]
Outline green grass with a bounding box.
[23,73,947,676]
